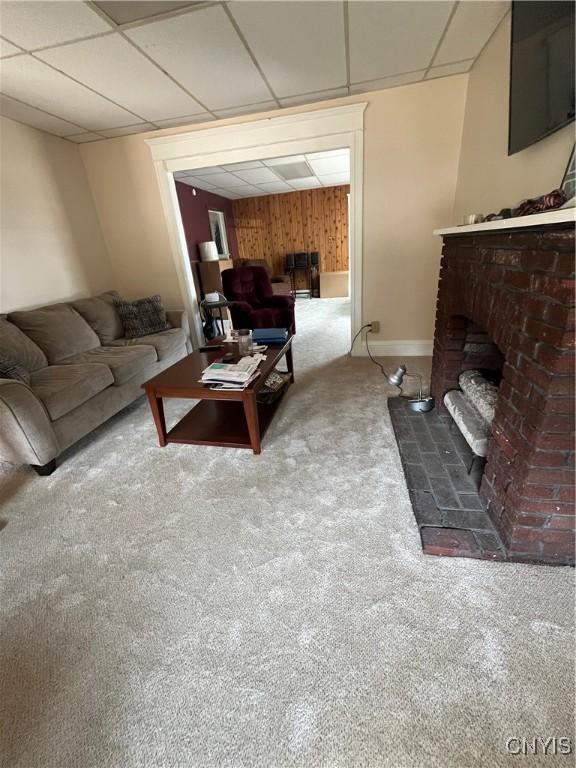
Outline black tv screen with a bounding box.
[509,0,575,155]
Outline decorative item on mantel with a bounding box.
[561,144,575,202]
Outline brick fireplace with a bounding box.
[431,222,575,565]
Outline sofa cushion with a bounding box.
[72,291,123,345]
[60,345,157,386]
[9,304,100,364]
[0,317,47,372]
[0,354,31,384]
[30,363,114,420]
[114,295,170,339]
[108,327,187,361]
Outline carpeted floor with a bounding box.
[0,298,574,768]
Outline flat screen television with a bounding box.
[509,0,575,155]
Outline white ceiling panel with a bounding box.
[319,173,350,186]
[193,167,231,177]
[200,172,248,187]
[125,5,272,110]
[434,1,509,66]
[66,133,103,143]
[0,37,22,57]
[0,2,111,51]
[288,178,322,190]
[223,161,263,171]
[0,55,137,130]
[348,1,454,83]
[426,60,473,80]
[178,175,217,188]
[279,88,349,107]
[153,113,213,127]
[307,155,349,176]
[349,70,426,94]
[95,1,199,26]
[0,94,82,136]
[233,167,280,184]
[257,181,292,193]
[36,34,204,122]
[99,123,155,137]
[263,155,306,167]
[230,2,346,97]
[213,101,277,118]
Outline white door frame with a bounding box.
[146,103,367,347]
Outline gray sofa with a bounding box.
[0,291,191,474]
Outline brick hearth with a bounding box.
[430,223,575,565]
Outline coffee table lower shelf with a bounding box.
[166,395,285,450]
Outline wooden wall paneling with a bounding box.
[231,186,349,288]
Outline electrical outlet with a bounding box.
[370,321,380,334]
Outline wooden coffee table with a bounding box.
[142,336,294,454]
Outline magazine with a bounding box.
[201,354,265,388]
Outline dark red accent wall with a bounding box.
[175,181,239,262]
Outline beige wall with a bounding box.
[0,116,114,313]
[80,75,468,342]
[453,13,575,222]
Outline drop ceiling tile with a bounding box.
[230,2,346,97]
[318,173,350,186]
[213,101,277,118]
[0,94,81,136]
[307,155,349,176]
[434,1,509,66]
[288,178,322,190]
[233,168,280,184]
[0,37,22,57]
[257,181,292,193]
[94,1,198,26]
[180,176,216,188]
[0,55,137,130]
[36,34,204,122]
[263,155,306,167]
[425,60,473,79]
[220,184,261,196]
[349,1,454,82]
[201,172,247,187]
[279,88,349,107]
[0,1,111,50]
[99,123,155,137]
[349,70,426,94]
[222,161,264,171]
[66,133,104,143]
[192,167,228,177]
[154,113,213,127]
[126,5,273,110]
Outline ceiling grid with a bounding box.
[0,0,509,142]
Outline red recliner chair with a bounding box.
[221,266,295,334]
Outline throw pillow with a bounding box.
[0,354,30,384]
[114,295,171,339]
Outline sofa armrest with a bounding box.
[166,309,192,352]
[0,379,58,466]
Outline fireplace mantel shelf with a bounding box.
[434,208,575,237]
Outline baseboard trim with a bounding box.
[353,339,433,357]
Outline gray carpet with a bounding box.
[0,298,574,768]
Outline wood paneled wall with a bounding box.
[231,185,349,277]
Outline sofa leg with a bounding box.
[31,459,56,476]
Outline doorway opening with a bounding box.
[146,103,366,348]
[173,147,351,341]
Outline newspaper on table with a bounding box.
[201,354,266,390]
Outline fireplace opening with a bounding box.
[442,317,504,489]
